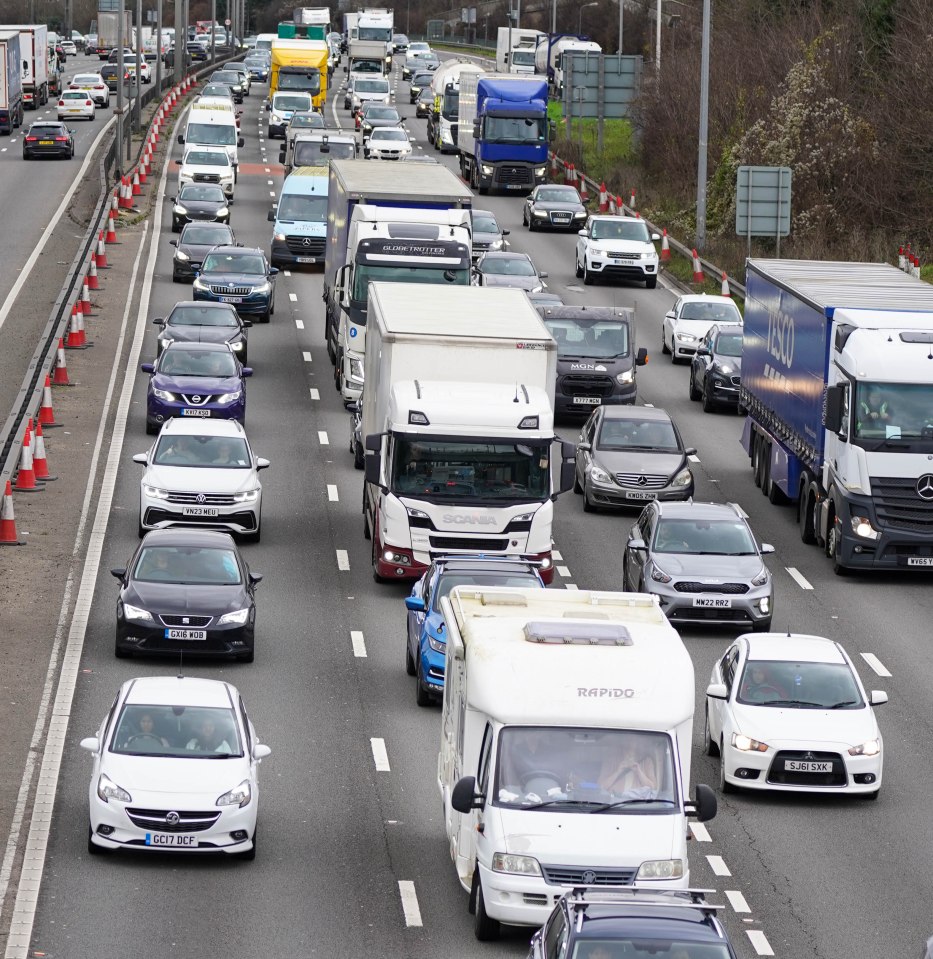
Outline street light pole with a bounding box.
[156,0,162,92]
[551,0,556,34]
[695,0,711,249]
[617,0,623,53]
[578,1,597,35]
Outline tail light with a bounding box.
[55,136,68,142]
[86,100,93,106]
[25,136,37,142]
[58,100,65,106]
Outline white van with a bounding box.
[438,587,717,941]
[178,102,244,181]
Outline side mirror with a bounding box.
[870,690,888,706]
[692,783,717,823]
[759,543,775,554]
[539,271,548,279]
[237,136,245,147]
[264,101,270,111]
[559,459,575,496]
[405,596,426,612]
[140,362,154,373]
[472,118,480,138]
[248,572,263,585]
[627,537,647,551]
[79,736,100,753]
[110,567,127,580]
[696,346,710,357]
[177,133,184,143]
[242,367,253,377]
[636,347,648,366]
[451,775,482,813]
[578,229,588,237]
[705,682,728,700]
[823,383,845,435]
[651,232,661,241]
[684,447,697,457]
[131,453,148,465]
[169,240,177,247]
[269,267,279,276]
[256,457,271,470]
[242,319,253,328]
[267,209,275,221]
[151,317,165,325]
[577,441,591,453]
[364,455,380,486]
[364,433,381,453]
[502,229,510,236]
[252,743,272,760]
[346,401,360,414]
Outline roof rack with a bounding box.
[562,886,724,914]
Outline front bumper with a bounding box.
[267,120,287,138]
[530,211,587,230]
[418,641,445,693]
[140,499,260,535]
[645,580,771,629]
[586,474,693,509]
[192,286,271,317]
[834,489,933,570]
[270,236,325,267]
[478,162,547,193]
[555,386,636,417]
[146,396,246,430]
[115,612,255,657]
[585,253,659,282]
[703,373,741,404]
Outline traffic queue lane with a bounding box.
[14,59,932,959]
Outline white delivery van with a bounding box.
[178,102,244,181]
[439,586,717,940]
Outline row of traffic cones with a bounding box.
[898,245,922,279]
[2,415,58,544]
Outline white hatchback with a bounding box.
[705,633,887,798]
[661,293,742,363]
[81,675,271,858]
[134,418,268,540]
[57,89,95,120]
[71,73,110,106]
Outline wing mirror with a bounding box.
[131,453,148,465]
[706,682,728,700]
[636,347,648,366]
[267,209,275,221]
[405,596,426,613]
[80,737,100,753]
[139,362,154,373]
[627,537,647,551]
[451,775,483,813]
[110,567,127,580]
[256,457,271,470]
[252,743,272,760]
[684,447,697,457]
[870,690,888,706]
[759,543,776,554]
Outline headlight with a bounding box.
[406,506,429,519]
[481,164,493,176]
[216,779,252,807]
[533,210,547,218]
[588,465,611,484]
[218,607,250,625]
[675,332,697,342]
[751,567,770,587]
[616,369,634,385]
[97,773,132,804]
[232,488,259,502]
[251,281,271,294]
[492,853,541,876]
[672,467,693,488]
[174,204,188,215]
[174,249,190,262]
[151,388,176,401]
[574,211,586,218]
[348,357,364,382]
[217,391,242,404]
[714,363,734,376]
[228,340,243,351]
[649,565,672,584]
[534,166,546,176]
[216,206,229,218]
[273,231,286,242]
[193,277,209,291]
[636,859,684,880]
[121,601,155,621]
[732,733,769,752]
[850,515,880,540]
[588,246,605,256]
[848,739,881,757]
[489,239,503,251]
[427,634,446,653]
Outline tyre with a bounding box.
[582,478,596,513]
[701,383,715,412]
[827,513,849,576]
[861,788,881,801]
[575,256,583,279]
[353,438,364,470]
[363,510,371,541]
[473,875,500,941]
[759,444,771,497]
[719,744,736,793]
[145,420,157,435]
[798,482,817,545]
[415,658,433,707]
[689,371,701,401]
[582,261,593,286]
[114,641,131,658]
[703,707,719,756]
[645,276,657,289]
[242,525,261,544]
[751,618,773,632]
[573,469,582,494]
[661,330,671,355]
[669,338,678,363]
[260,308,270,324]
[405,636,416,676]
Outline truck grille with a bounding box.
[561,373,614,398]
[208,285,252,296]
[126,808,221,832]
[614,472,669,489]
[497,165,532,187]
[673,581,749,594]
[870,476,933,531]
[766,751,847,787]
[429,536,508,552]
[193,173,221,183]
[285,236,326,255]
[541,865,637,886]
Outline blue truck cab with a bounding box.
[268,165,329,268]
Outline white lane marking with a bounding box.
[726,890,751,913]
[267,179,273,185]
[557,565,572,578]
[643,402,654,407]
[785,566,814,590]
[552,549,563,561]
[284,270,292,277]
[264,167,270,172]
[690,822,711,842]
[351,630,367,657]
[746,930,774,955]
[302,351,312,362]
[309,388,320,400]
[295,319,304,329]
[371,737,390,771]
[564,583,579,591]
[336,549,350,570]
[289,292,297,302]
[269,190,275,197]
[688,453,700,463]
[398,881,423,927]
[860,652,892,677]
[706,855,731,876]
[318,430,329,444]
[327,484,339,501]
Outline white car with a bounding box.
[350,77,390,114]
[61,39,78,56]
[126,59,152,83]
[70,72,110,106]
[57,89,96,120]
[574,214,661,289]
[364,127,412,160]
[705,633,887,798]
[133,418,268,539]
[179,144,236,199]
[81,675,271,858]
[662,293,743,363]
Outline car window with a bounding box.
[590,220,651,242]
[274,94,313,111]
[477,723,493,795]
[737,659,864,709]
[679,300,742,323]
[544,906,567,958]
[570,942,731,959]
[132,544,243,584]
[721,646,738,693]
[473,214,498,233]
[158,348,238,377]
[482,257,535,276]
[536,187,579,203]
[152,433,250,467]
[637,506,654,543]
[652,518,757,555]
[167,305,238,327]
[238,697,252,751]
[596,417,679,451]
[201,252,266,275]
[372,129,407,141]
[715,332,743,356]
[185,151,230,167]
[179,184,226,202]
[110,704,243,757]
[180,225,234,245]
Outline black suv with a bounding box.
[529,888,738,959]
[689,322,744,413]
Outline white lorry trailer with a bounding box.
[495,27,545,74]
[0,25,49,108]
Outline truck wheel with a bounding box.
[752,436,764,488]
[759,442,771,495]
[826,514,849,576]
[353,438,364,470]
[472,875,501,941]
[798,481,817,545]
[478,185,489,196]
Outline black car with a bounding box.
[408,70,434,103]
[170,221,236,282]
[210,69,245,103]
[192,246,277,323]
[153,301,251,363]
[415,87,434,118]
[111,528,260,662]
[22,121,74,159]
[528,888,733,959]
[358,103,402,137]
[689,321,744,412]
[523,184,588,231]
[172,183,230,232]
[187,41,208,62]
[99,62,134,91]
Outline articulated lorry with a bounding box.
[426,60,483,153]
[741,259,933,574]
[495,26,545,74]
[347,37,386,77]
[97,12,132,58]
[534,33,601,94]
[361,284,575,584]
[0,31,23,133]
[270,37,328,106]
[322,160,473,403]
[457,72,549,194]
[0,25,49,108]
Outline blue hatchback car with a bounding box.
[404,556,545,706]
[192,245,278,323]
[140,341,252,435]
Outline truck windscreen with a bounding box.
[510,50,535,66]
[352,264,470,306]
[279,69,321,94]
[483,115,547,144]
[853,382,933,442]
[358,27,392,41]
[294,141,356,164]
[544,319,630,359]
[441,91,459,120]
[277,193,327,222]
[391,439,550,501]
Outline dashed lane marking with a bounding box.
[309,388,320,400]
[327,484,339,501]
[557,565,572,578]
[371,737,390,771]
[284,270,292,277]
[295,319,304,329]
[860,652,892,677]
[302,351,312,362]
[746,930,774,956]
[351,630,367,657]
[318,431,329,444]
[690,822,711,841]
[552,549,563,561]
[336,549,350,570]
[289,292,297,302]
[564,584,578,591]
[785,566,814,590]
[726,890,751,913]
[706,855,731,876]
[398,881,423,927]
[688,453,700,463]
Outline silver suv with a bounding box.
[622,500,775,631]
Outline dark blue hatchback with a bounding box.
[140,341,251,435]
[192,245,278,323]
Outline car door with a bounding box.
[708,642,740,745]
[407,567,431,661]
[664,296,682,345]
[575,409,600,487]
[694,328,714,390]
[541,906,569,959]
[626,504,655,589]
[576,216,590,262]
[524,188,536,222]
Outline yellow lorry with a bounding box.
[270,38,328,109]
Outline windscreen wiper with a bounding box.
[589,799,677,813]
[756,699,823,708]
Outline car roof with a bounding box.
[167,299,237,312]
[433,557,543,577]
[156,417,247,438]
[590,214,643,224]
[202,245,262,257]
[744,633,847,665]
[179,221,232,232]
[678,293,735,305]
[162,340,235,352]
[600,405,674,423]
[653,500,744,520]
[481,251,529,261]
[139,526,237,547]
[123,675,237,708]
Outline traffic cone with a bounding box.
[87,256,100,291]
[65,305,86,349]
[80,278,92,315]
[14,427,42,493]
[32,422,56,481]
[52,338,71,385]
[660,228,671,263]
[122,176,134,208]
[598,182,608,213]
[38,375,60,426]
[691,249,705,284]
[106,210,118,244]
[608,194,617,215]
[111,190,119,214]
[76,310,90,347]
[898,246,906,271]
[0,481,24,545]
[630,188,636,210]
[721,271,731,297]
[616,195,624,215]
[131,170,142,196]
[138,153,148,185]
[550,152,558,179]
[563,162,572,187]
[97,231,109,267]
[578,173,589,203]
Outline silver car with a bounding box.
[472,251,547,293]
[622,500,775,631]
[471,209,510,260]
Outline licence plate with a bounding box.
[625,490,656,501]
[693,596,732,608]
[165,628,207,640]
[146,833,199,846]
[182,507,219,517]
[39,139,54,145]
[505,184,522,190]
[784,760,832,773]
[296,256,316,264]
[220,296,242,303]
[572,396,601,405]
[181,409,211,417]
[907,557,933,567]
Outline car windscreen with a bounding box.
[352,264,469,305]
[736,660,864,710]
[372,129,407,141]
[473,215,499,233]
[167,305,239,327]
[714,332,743,356]
[277,193,327,222]
[274,94,313,111]
[511,49,535,66]
[596,417,679,451]
[279,71,321,94]
[355,79,389,93]
[590,220,652,242]
[61,91,89,100]
[153,433,250,467]
[212,71,239,83]
[180,225,233,245]
[679,301,741,322]
[481,257,535,276]
[201,253,265,275]
[853,382,933,441]
[545,319,630,359]
[185,151,230,166]
[365,107,398,121]
[158,349,238,377]
[179,184,225,202]
[432,572,541,612]
[73,75,99,84]
[289,114,325,128]
[132,545,242,584]
[483,115,546,143]
[110,704,243,757]
[652,518,757,555]
[536,187,579,203]
[185,122,236,146]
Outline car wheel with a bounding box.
[703,706,719,756]
[861,788,881,801]
[573,469,582,494]
[670,338,678,363]
[473,874,500,941]
[719,743,736,793]
[87,824,110,854]
[243,525,261,544]
[701,382,715,412]
[415,657,433,707]
[582,260,593,285]
[260,308,270,324]
[661,327,670,354]
[645,276,657,289]
[575,255,583,279]
[689,370,701,401]
[405,635,416,676]
[353,438,364,470]
[582,477,596,512]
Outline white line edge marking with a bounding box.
[785,566,814,590]
[726,890,751,913]
[746,930,774,956]
[371,737,390,771]
[318,430,329,444]
[860,652,892,677]
[705,855,731,876]
[309,388,320,400]
[302,351,312,362]
[690,822,711,841]
[350,630,367,657]
[295,319,304,329]
[398,880,422,927]
[327,484,339,501]
[336,549,350,570]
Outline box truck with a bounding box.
[97,11,132,58]
[270,37,328,106]
[0,30,24,132]
[495,26,545,74]
[0,25,49,107]
[534,33,601,94]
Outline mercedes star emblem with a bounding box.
[637,475,648,486]
[302,237,313,247]
[165,811,180,826]
[917,474,933,501]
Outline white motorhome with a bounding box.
[438,587,717,940]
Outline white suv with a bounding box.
[178,145,236,200]
[133,418,269,540]
[575,215,661,288]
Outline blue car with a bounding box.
[192,245,278,323]
[140,341,251,435]
[404,556,546,706]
